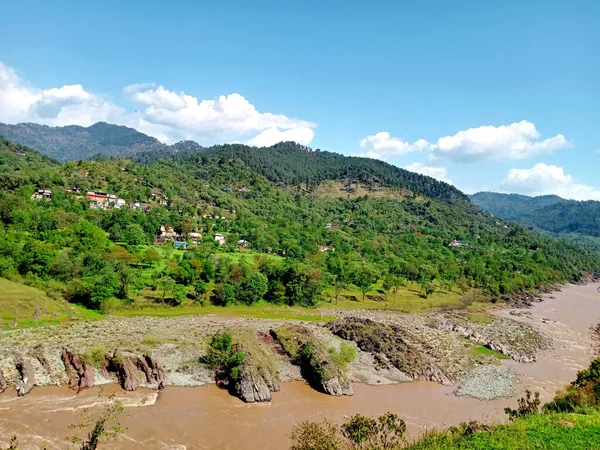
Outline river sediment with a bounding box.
[1,282,599,449]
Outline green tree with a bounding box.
[156,276,175,302]
[351,266,379,302]
[139,247,162,266]
[239,271,268,305]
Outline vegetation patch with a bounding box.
[272,325,352,395]
[472,345,509,359]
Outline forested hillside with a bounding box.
[0,122,166,161]
[471,192,600,251]
[1,136,599,318]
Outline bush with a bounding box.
[328,343,357,371]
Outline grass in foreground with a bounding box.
[407,410,600,449]
[472,345,510,360]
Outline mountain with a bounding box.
[1,136,599,314]
[1,121,467,205]
[471,192,600,252]
[0,122,166,161]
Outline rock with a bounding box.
[233,367,272,403]
[327,317,452,385]
[62,350,95,392]
[107,352,142,391]
[136,355,166,390]
[322,376,353,396]
[0,370,7,393]
[15,358,35,397]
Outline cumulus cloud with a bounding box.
[0,61,316,146]
[405,162,452,184]
[123,84,316,145]
[500,163,600,201]
[0,62,124,126]
[360,121,570,163]
[359,132,431,159]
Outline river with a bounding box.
[1,283,599,449]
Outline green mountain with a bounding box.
[1,136,599,315]
[471,192,600,252]
[0,122,166,161]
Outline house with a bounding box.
[113,198,126,209]
[31,189,52,200]
[87,191,107,202]
[107,194,117,203]
[173,241,188,249]
[188,232,202,245]
[325,223,332,229]
[130,202,142,210]
[214,233,226,245]
[449,240,466,248]
[221,187,231,192]
[318,245,335,253]
[237,239,249,248]
[157,225,179,244]
[237,187,251,193]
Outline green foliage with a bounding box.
[206,332,246,382]
[545,358,600,412]
[289,412,406,450]
[504,390,541,421]
[328,343,357,371]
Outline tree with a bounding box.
[351,266,379,302]
[194,279,208,302]
[419,280,435,299]
[139,247,162,266]
[68,393,125,450]
[156,276,175,302]
[120,224,148,245]
[239,271,268,305]
[382,274,398,304]
[212,283,236,306]
[171,284,186,306]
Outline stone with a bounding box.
[233,367,272,403]
[15,358,35,397]
[62,350,95,392]
[0,370,7,393]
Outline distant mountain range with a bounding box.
[0,122,168,161]
[471,192,600,251]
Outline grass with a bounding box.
[0,278,102,329]
[407,409,600,449]
[111,300,335,322]
[320,282,468,313]
[472,345,509,360]
[469,313,496,324]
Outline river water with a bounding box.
[1,283,599,449]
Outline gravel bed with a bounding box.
[454,365,515,400]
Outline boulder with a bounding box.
[322,376,353,396]
[233,367,272,403]
[0,370,7,393]
[15,358,35,397]
[108,352,142,391]
[62,350,95,392]
[136,355,167,390]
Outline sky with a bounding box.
[0,0,598,199]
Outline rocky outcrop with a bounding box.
[327,317,452,385]
[62,350,95,392]
[271,325,353,396]
[107,352,143,391]
[0,370,7,393]
[233,367,272,403]
[441,321,537,363]
[15,358,35,397]
[136,355,166,390]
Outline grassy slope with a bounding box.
[0,278,101,329]
[408,410,600,450]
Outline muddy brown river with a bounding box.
[1,283,599,449]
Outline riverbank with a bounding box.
[1,282,599,449]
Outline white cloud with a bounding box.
[360,121,571,163]
[0,61,316,146]
[500,163,600,201]
[359,132,431,159]
[0,62,124,127]
[405,162,452,184]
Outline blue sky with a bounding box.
[0,0,598,198]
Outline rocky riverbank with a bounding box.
[0,305,550,403]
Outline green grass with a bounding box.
[111,300,335,322]
[407,410,600,449]
[472,345,509,359]
[469,313,496,324]
[213,251,284,264]
[0,278,102,329]
[320,283,467,313]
